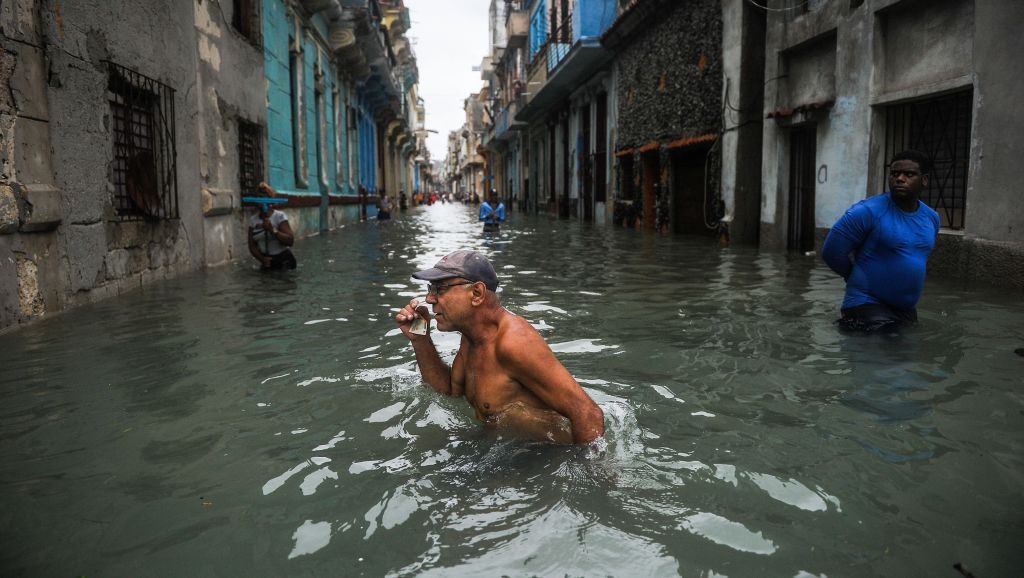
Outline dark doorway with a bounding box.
[548,124,556,211]
[642,152,658,231]
[595,92,607,206]
[581,103,593,221]
[787,125,816,252]
[670,146,715,237]
[560,113,570,218]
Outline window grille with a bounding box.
[232,0,262,47]
[107,61,178,221]
[883,89,972,229]
[237,118,265,196]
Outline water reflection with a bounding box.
[0,204,1022,577]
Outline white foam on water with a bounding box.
[296,376,341,387]
[287,520,332,559]
[303,319,331,325]
[549,339,619,354]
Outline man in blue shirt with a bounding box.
[480,189,506,233]
[821,150,941,332]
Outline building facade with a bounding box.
[0,0,426,332]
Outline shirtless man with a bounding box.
[395,250,605,444]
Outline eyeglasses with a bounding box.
[889,169,922,179]
[426,281,475,297]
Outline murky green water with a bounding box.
[2,203,1022,577]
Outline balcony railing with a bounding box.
[529,13,573,76]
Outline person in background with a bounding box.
[394,250,605,444]
[378,194,393,220]
[479,189,505,233]
[248,182,296,270]
[821,150,940,332]
[398,190,408,210]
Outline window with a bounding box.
[237,118,265,196]
[333,88,345,188]
[232,0,262,47]
[107,61,178,221]
[530,0,547,60]
[314,58,328,188]
[290,32,308,188]
[883,89,972,229]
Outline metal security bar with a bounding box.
[884,89,972,230]
[237,118,265,196]
[107,61,178,221]
[233,0,262,48]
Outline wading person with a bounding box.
[395,250,605,444]
[479,189,505,233]
[822,150,940,332]
[248,182,297,270]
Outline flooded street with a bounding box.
[2,203,1022,577]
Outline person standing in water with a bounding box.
[394,250,605,444]
[479,189,505,233]
[248,182,296,270]
[822,150,940,331]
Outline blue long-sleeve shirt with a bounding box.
[821,193,940,311]
[480,202,505,225]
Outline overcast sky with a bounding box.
[404,0,490,162]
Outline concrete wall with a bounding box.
[1,0,206,332]
[760,0,1023,288]
[195,0,267,267]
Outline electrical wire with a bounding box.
[744,0,810,12]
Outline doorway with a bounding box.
[787,125,816,252]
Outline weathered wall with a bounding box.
[195,0,267,267]
[46,0,204,307]
[761,0,1023,288]
[1,0,206,332]
[613,0,722,150]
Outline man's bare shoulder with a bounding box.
[495,311,552,358]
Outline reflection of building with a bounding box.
[0,0,429,331]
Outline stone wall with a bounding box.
[613,0,722,150]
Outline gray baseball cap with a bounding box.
[412,250,499,291]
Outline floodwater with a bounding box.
[1,203,1022,577]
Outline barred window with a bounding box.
[232,0,262,48]
[884,89,972,230]
[237,118,265,196]
[107,61,178,221]
[290,33,308,188]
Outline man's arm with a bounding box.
[497,326,604,444]
[395,300,463,397]
[479,204,494,222]
[275,220,295,247]
[496,204,506,222]
[822,203,873,280]
[247,227,269,266]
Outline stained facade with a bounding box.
[0,0,429,332]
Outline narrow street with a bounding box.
[1,204,1022,576]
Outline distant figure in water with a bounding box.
[479,189,505,233]
[248,182,296,270]
[378,194,392,220]
[395,250,604,444]
[822,150,940,332]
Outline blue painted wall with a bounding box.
[530,0,547,60]
[575,0,617,40]
[263,0,357,198]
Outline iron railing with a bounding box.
[237,118,265,196]
[107,60,178,221]
[883,89,972,230]
[232,0,262,47]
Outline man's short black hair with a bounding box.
[891,150,932,175]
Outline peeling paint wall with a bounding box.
[1,0,205,332]
[194,0,266,266]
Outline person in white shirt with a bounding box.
[248,182,296,270]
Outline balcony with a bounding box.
[506,8,529,49]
